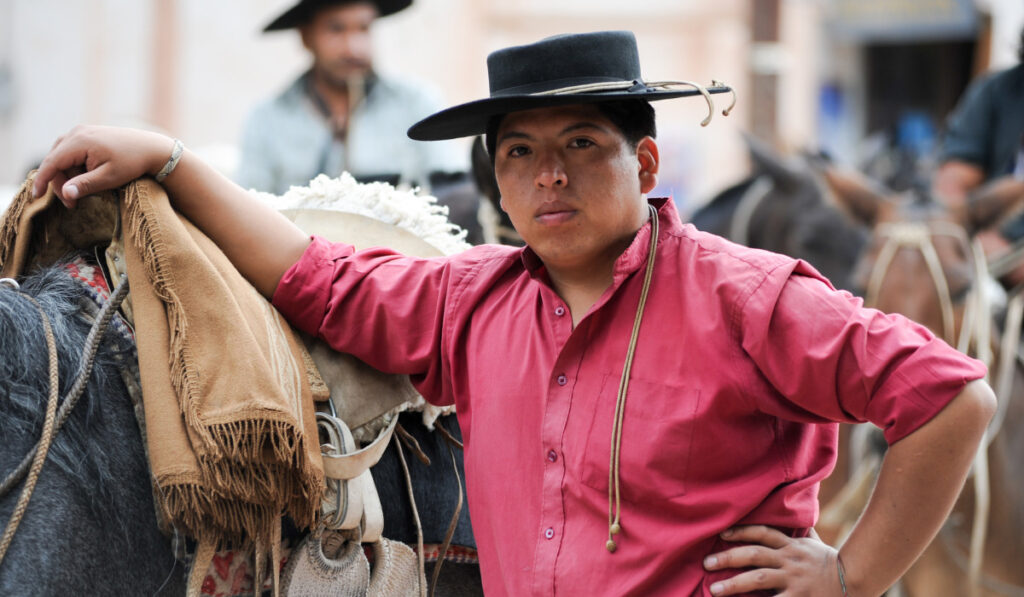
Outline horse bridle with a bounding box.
[862,221,1024,596]
[0,275,130,568]
[865,221,984,350]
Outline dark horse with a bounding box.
[689,134,867,292]
[0,264,187,595]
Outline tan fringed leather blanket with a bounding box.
[1,176,326,557]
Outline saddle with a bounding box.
[0,178,461,596]
[278,208,447,597]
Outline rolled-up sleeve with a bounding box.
[740,267,987,444]
[272,235,453,401]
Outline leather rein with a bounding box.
[862,220,1023,596]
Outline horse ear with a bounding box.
[743,132,806,191]
[966,177,1024,232]
[819,166,890,226]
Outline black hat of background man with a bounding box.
[263,0,412,32]
[408,30,731,141]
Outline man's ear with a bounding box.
[299,26,313,51]
[637,137,659,194]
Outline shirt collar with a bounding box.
[300,69,380,121]
[519,197,681,281]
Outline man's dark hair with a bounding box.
[484,99,656,162]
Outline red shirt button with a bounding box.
[557,374,567,386]
[547,450,558,463]
[544,528,555,539]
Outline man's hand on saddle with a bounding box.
[33,125,176,208]
[702,525,845,596]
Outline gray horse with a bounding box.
[0,259,482,596]
[0,264,187,596]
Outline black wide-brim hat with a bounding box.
[408,30,734,141]
[263,0,412,32]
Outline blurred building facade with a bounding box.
[0,0,1021,211]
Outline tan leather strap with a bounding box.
[318,414,365,531]
[186,537,217,597]
[359,470,385,544]
[321,413,399,480]
[317,412,387,542]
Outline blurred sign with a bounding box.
[827,0,977,42]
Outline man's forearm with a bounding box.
[33,126,312,299]
[159,148,312,298]
[837,379,996,596]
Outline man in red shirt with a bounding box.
[35,30,994,597]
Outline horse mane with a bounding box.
[0,261,140,523]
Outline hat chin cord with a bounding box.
[531,80,736,127]
[606,203,659,553]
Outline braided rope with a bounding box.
[0,278,131,497]
[606,204,659,553]
[0,277,130,567]
[0,294,59,564]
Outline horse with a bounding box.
[820,166,1024,597]
[688,133,867,293]
[0,177,484,596]
[0,263,188,596]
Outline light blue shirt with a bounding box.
[237,70,467,195]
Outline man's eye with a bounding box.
[570,138,594,148]
[507,146,530,157]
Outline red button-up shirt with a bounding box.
[273,199,985,596]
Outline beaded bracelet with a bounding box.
[155,138,184,183]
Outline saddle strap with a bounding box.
[318,413,388,542]
[319,415,366,532]
[322,413,398,480]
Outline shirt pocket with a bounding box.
[572,373,701,501]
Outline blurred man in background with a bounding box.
[236,0,467,195]
[934,25,1024,283]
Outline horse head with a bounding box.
[823,167,978,348]
[690,133,867,291]
[822,164,1024,596]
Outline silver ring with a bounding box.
[0,277,20,290]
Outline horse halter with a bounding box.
[864,220,1024,595]
[864,220,985,353]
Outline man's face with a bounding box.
[494,104,659,273]
[301,2,378,88]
